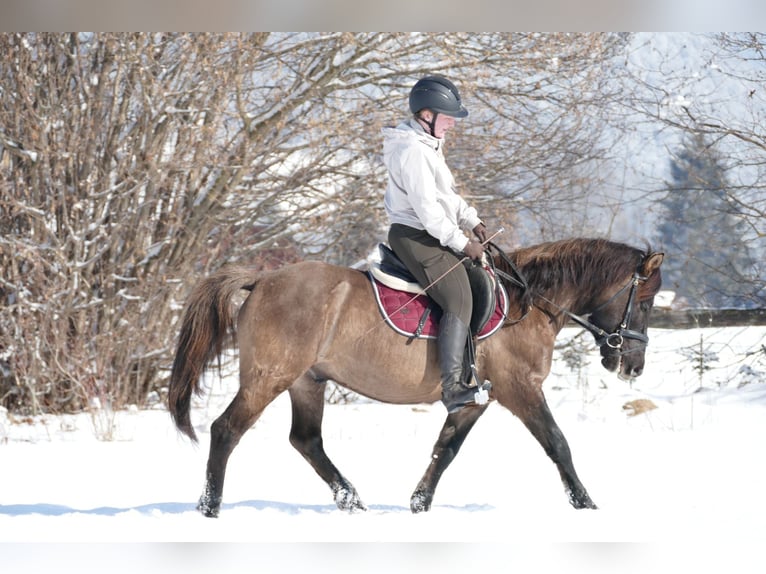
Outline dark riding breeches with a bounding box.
[387,223,473,326]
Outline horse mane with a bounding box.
[495,237,660,304]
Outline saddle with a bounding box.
[368,244,508,340]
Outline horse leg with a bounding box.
[410,404,489,513]
[197,387,271,517]
[509,389,597,510]
[288,374,366,512]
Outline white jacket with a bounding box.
[383,119,482,253]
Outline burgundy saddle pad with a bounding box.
[368,271,508,340]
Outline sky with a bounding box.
[2,325,765,572]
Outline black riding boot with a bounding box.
[438,312,481,413]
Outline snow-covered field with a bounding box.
[2,325,765,571]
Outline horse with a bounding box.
[168,237,664,517]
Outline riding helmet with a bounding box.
[408,75,469,118]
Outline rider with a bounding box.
[382,74,491,413]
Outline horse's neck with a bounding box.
[506,239,639,320]
[518,258,620,317]
[548,278,600,314]
[538,289,587,329]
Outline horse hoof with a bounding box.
[197,498,220,518]
[410,490,432,513]
[197,505,219,518]
[333,482,367,513]
[570,493,598,510]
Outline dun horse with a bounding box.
[168,238,663,517]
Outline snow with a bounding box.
[2,326,765,572]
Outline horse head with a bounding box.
[588,251,664,379]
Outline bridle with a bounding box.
[487,243,650,355]
[543,271,650,354]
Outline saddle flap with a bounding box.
[467,261,497,335]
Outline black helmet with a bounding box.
[408,75,468,118]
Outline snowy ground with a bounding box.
[2,326,766,572]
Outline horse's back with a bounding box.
[237,259,374,350]
[250,260,368,306]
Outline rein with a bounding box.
[485,242,532,325]
[488,243,649,352]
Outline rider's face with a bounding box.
[419,110,457,139]
[432,114,456,139]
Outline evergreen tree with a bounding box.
[656,133,758,308]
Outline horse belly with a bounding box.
[319,334,442,405]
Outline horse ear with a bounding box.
[641,252,664,276]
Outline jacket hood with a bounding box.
[382,119,441,166]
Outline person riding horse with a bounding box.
[382,75,493,413]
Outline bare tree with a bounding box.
[611,32,766,308]
[451,33,629,243]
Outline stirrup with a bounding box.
[442,380,491,414]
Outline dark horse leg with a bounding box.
[505,386,597,509]
[198,387,269,517]
[287,374,366,512]
[410,404,489,513]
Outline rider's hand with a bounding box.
[463,240,485,261]
[472,223,488,244]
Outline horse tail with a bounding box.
[168,266,257,442]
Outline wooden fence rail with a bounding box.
[649,308,766,329]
